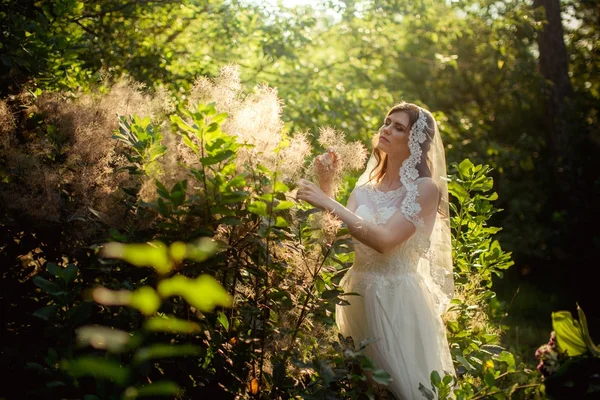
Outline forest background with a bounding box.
[0,0,598,399]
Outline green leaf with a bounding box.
[274,181,290,193]
[248,200,268,217]
[372,369,392,385]
[130,286,161,316]
[497,351,516,372]
[430,370,441,386]
[552,311,588,356]
[484,368,496,388]
[133,344,202,363]
[458,159,474,178]
[102,241,172,275]
[206,122,219,133]
[221,191,250,204]
[577,305,600,356]
[225,175,246,189]
[144,316,201,334]
[217,311,229,330]
[200,150,234,166]
[275,216,289,228]
[33,305,60,320]
[418,383,435,400]
[274,200,295,211]
[170,184,186,208]
[32,276,62,296]
[170,115,198,135]
[448,180,470,203]
[210,112,228,125]
[146,142,167,163]
[456,355,476,372]
[442,373,453,385]
[157,274,232,312]
[155,180,170,199]
[61,357,128,385]
[46,262,61,278]
[182,135,198,154]
[123,381,183,399]
[259,193,275,202]
[321,289,342,299]
[63,264,78,284]
[169,242,187,262]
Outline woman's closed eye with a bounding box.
[384,118,405,132]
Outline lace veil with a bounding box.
[356,106,454,315]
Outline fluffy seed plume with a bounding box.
[186,65,312,183]
[310,126,368,196]
[0,77,171,231]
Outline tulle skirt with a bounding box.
[336,269,454,400]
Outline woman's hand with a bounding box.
[296,179,332,211]
[315,147,340,179]
[315,147,340,176]
[314,147,340,197]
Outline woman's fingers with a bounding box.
[296,179,316,199]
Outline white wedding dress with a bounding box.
[336,179,454,399]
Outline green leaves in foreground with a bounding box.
[95,239,232,315]
[62,357,129,386]
[67,238,232,397]
[552,306,600,357]
[92,274,232,316]
[102,238,219,275]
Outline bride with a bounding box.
[296,102,455,399]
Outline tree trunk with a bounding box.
[533,0,573,164]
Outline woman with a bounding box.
[297,102,455,399]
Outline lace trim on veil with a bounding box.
[399,109,428,227]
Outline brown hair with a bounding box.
[367,102,435,184]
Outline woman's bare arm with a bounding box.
[298,178,438,254]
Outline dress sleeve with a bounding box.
[399,177,440,228]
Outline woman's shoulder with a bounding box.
[415,176,437,186]
[415,177,439,196]
[352,181,374,193]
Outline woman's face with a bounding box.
[376,111,411,157]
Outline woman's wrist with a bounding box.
[323,196,338,213]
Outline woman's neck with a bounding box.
[379,153,409,190]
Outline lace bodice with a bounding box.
[351,182,431,278]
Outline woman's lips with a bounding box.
[379,136,389,143]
